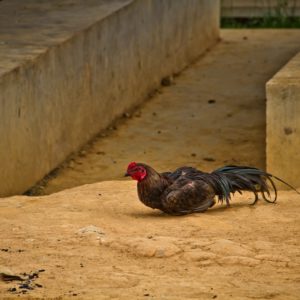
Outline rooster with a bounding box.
[125,162,299,215]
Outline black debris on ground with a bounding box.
[203,157,216,162]
[6,269,45,295]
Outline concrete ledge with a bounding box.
[266,51,300,189]
[0,0,220,196]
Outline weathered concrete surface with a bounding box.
[266,52,300,189]
[0,0,220,197]
[35,30,300,195]
[0,181,300,298]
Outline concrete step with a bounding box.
[0,0,219,196]
[267,51,300,188]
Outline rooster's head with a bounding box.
[125,162,147,182]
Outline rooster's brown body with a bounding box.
[126,162,298,215]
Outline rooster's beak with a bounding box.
[124,172,130,177]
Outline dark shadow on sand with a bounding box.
[127,198,276,219]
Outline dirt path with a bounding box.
[1,181,300,299]
[32,29,300,196]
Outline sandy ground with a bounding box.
[30,29,300,195]
[1,181,300,299]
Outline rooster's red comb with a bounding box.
[127,162,137,170]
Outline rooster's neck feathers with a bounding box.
[136,163,170,210]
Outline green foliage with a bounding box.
[221,0,300,28]
[221,17,300,28]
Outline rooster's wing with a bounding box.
[161,177,215,215]
[161,166,204,181]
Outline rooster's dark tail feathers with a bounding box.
[205,165,300,205]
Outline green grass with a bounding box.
[221,0,300,28]
[221,17,300,28]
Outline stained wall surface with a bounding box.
[267,52,300,189]
[0,0,220,196]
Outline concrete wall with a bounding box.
[266,52,300,189]
[0,0,220,196]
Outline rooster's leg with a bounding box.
[262,192,276,204]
